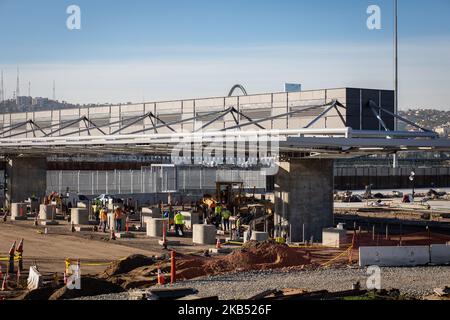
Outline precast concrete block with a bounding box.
[71,208,89,225]
[193,224,216,245]
[359,246,430,267]
[39,205,53,220]
[251,231,269,242]
[322,228,347,248]
[146,218,168,238]
[11,203,28,220]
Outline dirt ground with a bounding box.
[0,219,217,275]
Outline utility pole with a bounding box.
[392,0,399,169]
[28,81,31,97]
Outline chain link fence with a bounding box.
[46,166,267,196]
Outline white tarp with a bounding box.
[27,266,42,291]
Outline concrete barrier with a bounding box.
[146,218,168,238]
[359,246,430,267]
[11,203,28,220]
[39,205,53,220]
[193,224,216,245]
[70,208,89,225]
[251,231,269,242]
[430,244,450,265]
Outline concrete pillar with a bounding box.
[274,159,334,242]
[5,157,46,208]
[39,204,53,220]
[71,208,89,225]
[11,203,28,220]
[193,224,216,245]
[146,218,168,237]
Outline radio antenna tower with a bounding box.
[16,66,20,98]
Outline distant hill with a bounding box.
[399,109,450,132]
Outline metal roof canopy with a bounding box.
[0,99,448,158]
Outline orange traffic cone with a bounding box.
[216,239,222,249]
[157,268,165,285]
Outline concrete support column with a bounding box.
[5,157,47,208]
[274,159,334,242]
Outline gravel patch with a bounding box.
[75,266,450,300]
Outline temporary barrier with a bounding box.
[359,246,430,267]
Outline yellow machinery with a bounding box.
[215,182,243,208]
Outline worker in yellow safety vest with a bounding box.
[221,207,231,232]
[174,211,184,237]
[213,203,222,228]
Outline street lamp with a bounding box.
[409,170,416,201]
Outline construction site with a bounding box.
[1,86,450,301]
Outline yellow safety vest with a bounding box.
[174,213,184,225]
[222,210,231,219]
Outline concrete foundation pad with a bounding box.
[11,216,28,221]
[75,226,93,232]
[115,232,135,239]
[209,248,232,254]
[251,231,269,242]
[158,240,181,246]
[40,220,59,226]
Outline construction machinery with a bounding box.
[215,181,243,209]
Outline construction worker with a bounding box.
[221,206,231,232]
[114,206,123,232]
[174,211,184,237]
[213,203,222,228]
[235,215,242,238]
[99,206,108,233]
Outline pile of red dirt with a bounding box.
[100,254,156,278]
[176,240,311,280]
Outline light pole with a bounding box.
[409,170,416,201]
[393,0,399,169]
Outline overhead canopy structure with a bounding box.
[0,88,448,157]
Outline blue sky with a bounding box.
[0,0,449,109]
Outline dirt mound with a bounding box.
[177,240,311,280]
[100,254,156,278]
[49,276,124,300]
